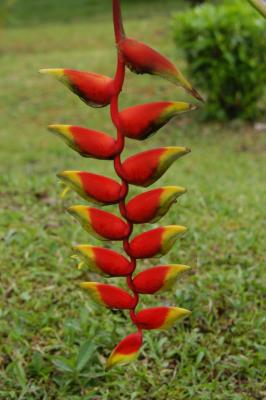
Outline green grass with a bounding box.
[1,4,266,400]
[4,0,186,27]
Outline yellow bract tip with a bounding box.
[163,185,186,196]
[68,205,88,214]
[106,351,139,370]
[166,185,186,191]
[48,125,73,143]
[172,264,191,272]
[160,265,191,292]
[80,282,97,290]
[166,146,191,156]
[165,225,187,234]
[39,68,65,77]
[58,170,79,179]
[160,225,187,255]
[57,171,82,191]
[170,102,192,112]
[48,124,71,134]
[73,245,95,259]
[162,307,191,329]
[73,244,93,253]
[80,282,103,305]
[160,102,194,121]
[68,205,91,224]
[172,307,191,320]
[72,245,100,274]
[159,147,191,168]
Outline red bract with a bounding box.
[120,101,196,140]
[133,265,190,294]
[73,245,133,277]
[68,206,130,241]
[41,0,199,368]
[48,125,117,159]
[80,282,135,309]
[118,37,203,102]
[40,69,113,107]
[135,307,191,330]
[125,186,186,224]
[129,225,187,259]
[122,147,190,187]
[57,171,123,205]
[106,332,143,369]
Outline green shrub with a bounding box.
[173,1,266,120]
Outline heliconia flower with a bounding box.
[68,206,130,241]
[133,265,191,294]
[80,282,135,309]
[57,171,123,205]
[42,0,195,368]
[122,147,190,187]
[118,37,203,102]
[120,101,196,140]
[48,125,117,160]
[39,69,113,107]
[135,306,191,330]
[73,245,133,277]
[106,332,143,369]
[125,186,186,224]
[129,225,187,259]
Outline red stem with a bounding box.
[111,0,142,338]
[113,0,125,44]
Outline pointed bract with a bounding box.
[120,101,196,140]
[133,265,191,294]
[126,186,186,224]
[68,206,130,241]
[122,147,190,187]
[129,225,187,259]
[40,68,113,107]
[48,125,117,159]
[118,37,203,102]
[57,171,123,205]
[80,282,135,309]
[135,307,191,330]
[106,332,143,369]
[73,245,133,277]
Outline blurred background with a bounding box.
[0,0,265,399]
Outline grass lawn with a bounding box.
[0,2,266,399]
[4,0,186,27]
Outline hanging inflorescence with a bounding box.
[40,0,203,369]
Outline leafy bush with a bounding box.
[173,1,266,120]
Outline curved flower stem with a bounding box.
[113,0,125,43]
[111,0,143,339]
